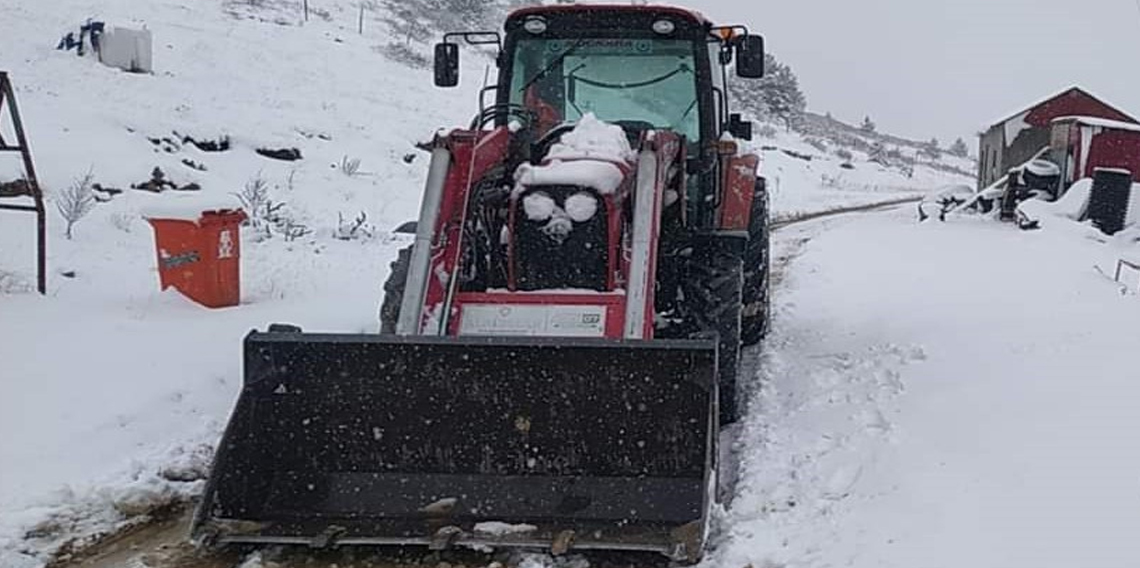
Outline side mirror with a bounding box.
[434,42,459,87]
[728,113,753,141]
[735,35,765,79]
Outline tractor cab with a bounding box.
[434,5,764,227]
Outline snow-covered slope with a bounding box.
[0,2,969,566]
[752,127,969,219]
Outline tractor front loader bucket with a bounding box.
[192,330,719,562]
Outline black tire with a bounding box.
[379,245,412,334]
[680,244,744,426]
[741,178,770,347]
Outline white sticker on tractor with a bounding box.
[458,304,606,338]
[218,230,235,259]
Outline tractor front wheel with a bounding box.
[741,178,771,346]
[379,245,412,334]
[679,243,744,425]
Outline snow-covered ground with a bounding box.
[1,1,969,567]
[713,208,1140,568]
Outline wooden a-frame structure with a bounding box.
[0,71,46,294]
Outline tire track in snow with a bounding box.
[708,207,928,568]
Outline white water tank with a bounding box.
[98,26,153,73]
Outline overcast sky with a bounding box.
[685,0,1140,150]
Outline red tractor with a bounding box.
[194,4,770,563]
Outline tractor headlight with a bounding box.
[524,17,548,34]
[652,19,675,35]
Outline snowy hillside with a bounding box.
[0,2,970,567]
[750,126,971,219]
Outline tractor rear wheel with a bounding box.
[379,244,412,334]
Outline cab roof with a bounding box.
[507,4,712,27]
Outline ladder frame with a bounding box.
[0,71,47,294]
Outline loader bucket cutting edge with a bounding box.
[192,331,719,561]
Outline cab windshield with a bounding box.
[508,38,701,142]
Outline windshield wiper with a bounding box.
[519,37,586,94]
[572,63,693,90]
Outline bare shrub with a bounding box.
[234,173,311,241]
[56,170,97,239]
[835,148,854,161]
[339,155,363,177]
[755,123,779,140]
[234,174,271,219]
[279,219,312,241]
[334,211,374,241]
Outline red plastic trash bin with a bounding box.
[145,208,247,308]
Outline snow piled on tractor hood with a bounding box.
[544,113,635,163]
[516,160,626,195]
[514,114,633,195]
